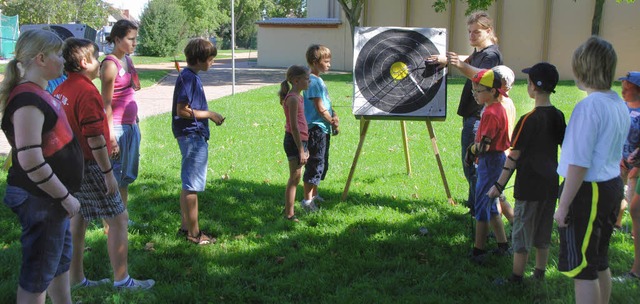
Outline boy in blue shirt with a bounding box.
[172,38,225,245]
[301,44,340,211]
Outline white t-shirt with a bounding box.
[558,90,630,182]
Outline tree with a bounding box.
[177,0,225,38]
[586,0,635,36]
[137,0,187,56]
[336,0,364,40]
[0,0,111,29]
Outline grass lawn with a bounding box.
[0,75,637,303]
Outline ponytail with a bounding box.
[278,80,290,105]
[0,59,22,113]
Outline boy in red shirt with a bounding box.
[465,68,511,263]
[54,38,154,290]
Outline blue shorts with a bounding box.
[3,186,72,293]
[304,126,331,185]
[178,133,208,192]
[112,124,140,187]
[475,152,506,221]
[283,132,308,162]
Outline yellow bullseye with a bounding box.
[390,62,409,81]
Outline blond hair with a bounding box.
[305,44,331,66]
[0,29,63,112]
[572,36,617,90]
[467,11,498,44]
[278,65,309,104]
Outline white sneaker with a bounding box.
[300,199,318,212]
[116,277,155,290]
[74,278,110,288]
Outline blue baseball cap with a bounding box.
[619,71,640,87]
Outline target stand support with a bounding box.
[341,117,455,205]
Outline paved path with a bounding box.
[0,55,285,156]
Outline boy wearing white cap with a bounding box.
[466,68,510,264]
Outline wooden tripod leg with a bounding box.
[425,120,455,205]
[400,121,411,175]
[342,118,370,201]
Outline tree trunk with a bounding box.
[591,0,605,36]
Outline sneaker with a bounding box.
[313,195,325,203]
[300,199,318,212]
[613,272,640,283]
[74,278,110,289]
[116,277,155,290]
[491,246,513,257]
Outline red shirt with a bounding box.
[54,72,111,160]
[283,92,308,141]
[476,102,510,152]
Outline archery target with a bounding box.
[352,27,447,119]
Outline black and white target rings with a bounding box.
[352,27,447,119]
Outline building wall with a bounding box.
[257,0,640,79]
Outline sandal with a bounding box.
[286,215,299,222]
[177,228,188,237]
[186,231,216,246]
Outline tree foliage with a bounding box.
[0,0,111,29]
[137,0,186,56]
[176,0,225,37]
[432,0,494,15]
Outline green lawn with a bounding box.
[0,76,637,303]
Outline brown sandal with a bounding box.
[186,231,216,246]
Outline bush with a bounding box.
[137,0,187,57]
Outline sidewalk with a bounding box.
[0,56,285,156]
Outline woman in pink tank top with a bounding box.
[100,19,141,209]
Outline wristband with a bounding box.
[58,191,70,201]
[493,182,504,194]
[102,167,113,174]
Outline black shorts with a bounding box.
[557,177,622,280]
[283,132,307,161]
[304,126,331,185]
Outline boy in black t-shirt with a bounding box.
[488,62,566,284]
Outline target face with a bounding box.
[352,27,447,119]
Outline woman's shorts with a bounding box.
[178,133,208,192]
[112,124,141,187]
[3,186,72,293]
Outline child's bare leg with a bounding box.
[489,214,508,243]
[180,190,200,236]
[46,271,72,304]
[70,215,89,285]
[105,211,129,281]
[598,269,612,304]
[512,252,528,277]
[535,247,550,274]
[499,196,514,224]
[17,286,46,304]
[475,221,489,250]
[303,182,314,201]
[574,279,600,304]
[285,160,301,218]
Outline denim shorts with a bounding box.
[3,186,72,293]
[112,124,141,187]
[178,133,208,192]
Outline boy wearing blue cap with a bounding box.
[488,62,566,284]
[616,71,640,282]
[466,68,510,264]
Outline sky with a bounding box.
[105,0,149,20]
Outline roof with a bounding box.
[256,18,342,26]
